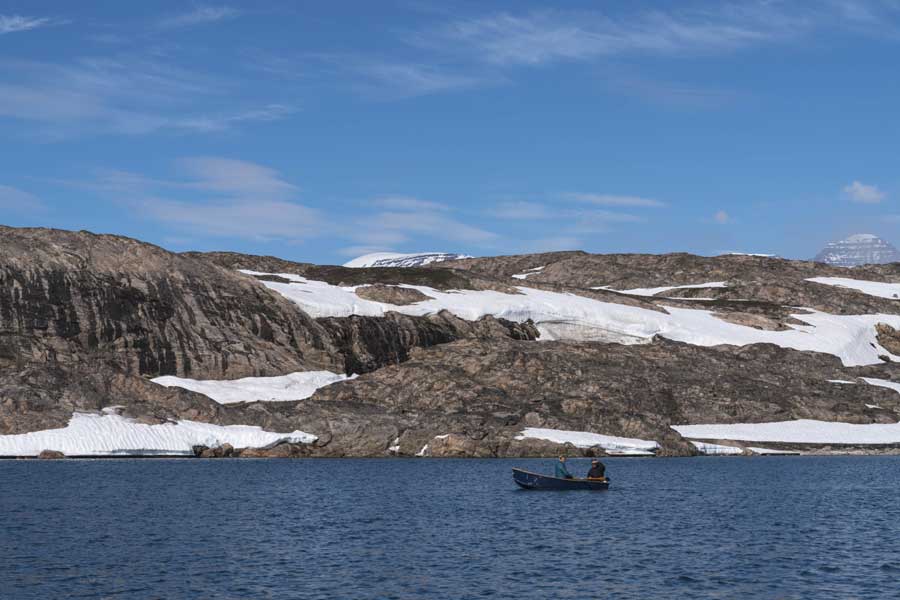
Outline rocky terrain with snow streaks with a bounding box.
[5,225,900,458]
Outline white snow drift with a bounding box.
[672,420,900,445]
[515,427,659,455]
[244,270,900,366]
[807,277,900,299]
[0,412,317,457]
[512,266,545,280]
[152,371,352,404]
[605,281,728,297]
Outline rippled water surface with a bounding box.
[3,456,900,599]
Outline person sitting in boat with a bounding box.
[586,459,606,480]
[555,456,573,479]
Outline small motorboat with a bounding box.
[512,468,610,490]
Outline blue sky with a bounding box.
[2,1,900,264]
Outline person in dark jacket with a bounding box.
[554,456,573,479]
[587,459,606,480]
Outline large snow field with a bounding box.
[0,412,317,457]
[806,277,900,299]
[152,371,353,404]
[672,420,900,445]
[244,270,900,366]
[515,427,659,454]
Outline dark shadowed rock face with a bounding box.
[0,228,538,384]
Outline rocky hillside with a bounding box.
[4,225,900,458]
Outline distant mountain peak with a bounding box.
[813,233,900,267]
[343,251,471,268]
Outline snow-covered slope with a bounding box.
[245,270,900,366]
[343,252,471,268]
[152,371,352,404]
[813,234,900,267]
[0,412,316,457]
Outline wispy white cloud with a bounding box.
[80,158,320,242]
[843,180,885,203]
[430,8,789,67]
[369,211,498,244]
[138,198,319,241]
[0,57,292,138]
[371,196,450,211]
[0,15,55,35]
[487,201,556,220]
[176,157,297,198]
[566,192,666,208]
[158,6,240,29]
[351,60,485,98]
[0,184,46,212]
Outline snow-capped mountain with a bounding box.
[813,234,900,267]
[343,251,471,268]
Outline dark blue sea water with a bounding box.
[2,456,900,599]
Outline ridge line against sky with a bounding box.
[1,0,899,263]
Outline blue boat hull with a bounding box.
[512,468,610,490]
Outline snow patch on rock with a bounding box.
[152,371,353,404]
[673,420,900,445]
[605,281,728,297]
[807,277,900,299]
[515,427,659,454]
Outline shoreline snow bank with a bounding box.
[152,371,353,404]
[244,270,900,366]
[515,427,659,453]
[690,441,744,455]
[0,413,317,457]
[673,420,900,445]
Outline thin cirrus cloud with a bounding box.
[0,184,46,213]
[371,195,451,211]
[843,180,885,203]
[566,192,666,208]
[0,15,56,35]
[429,7,787,67]
[84,158,321,243]
[157,5,241,29]
[487,201,556,220]
[0,56,292,137]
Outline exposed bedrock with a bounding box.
[305,337,900,457]
[0,227,537,385]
